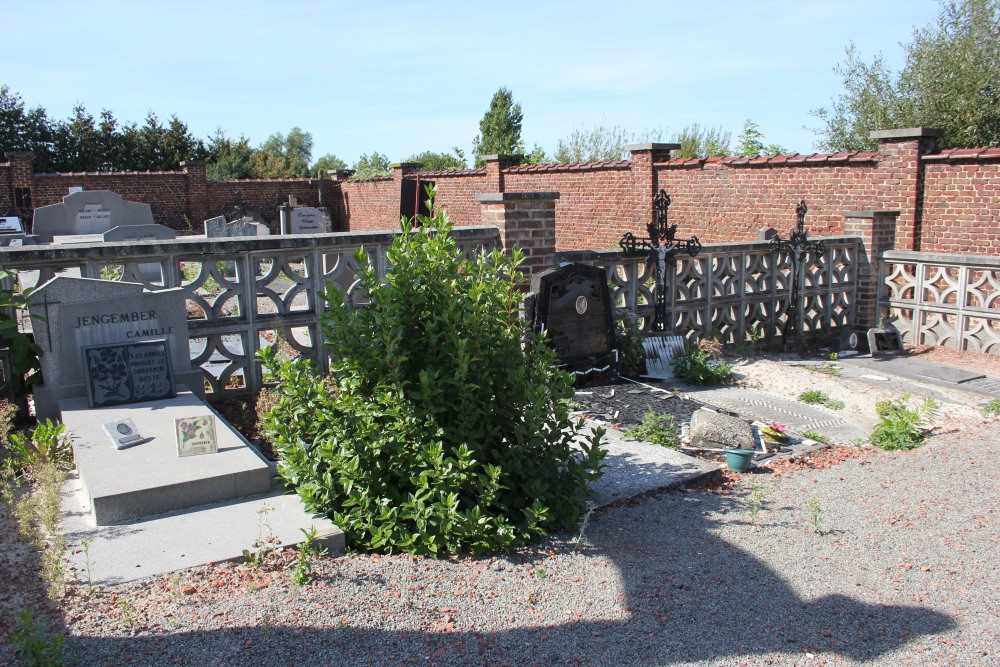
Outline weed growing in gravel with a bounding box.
[8,419,72,476]
[80,538,95,590]
[744,480,773,526]
[624,408,680,448]
[11,607,64,667]
[982,399,1000,417]
[808,362,841,377]
[871,395,940,451]
[573,502,596,553]
[535,568,548,579]
[116,597,137,628]
[291,525,328,586]
[801,429,831,444]
[797,390,845,410]
[670,341,732,385]
[243,503,279,568]
[807,497,824,534]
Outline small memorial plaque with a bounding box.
[175,415,218,457]
[102,417,149,450]
[83,340,175,408]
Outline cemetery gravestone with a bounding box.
[289,207,332,234]
[528,263,617,378]
[204,215,270,238]
[0,216,28,246]
[26,276,203,420]
[32,191,155,241]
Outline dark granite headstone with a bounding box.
[83,339,175,408]
[529,263,617,377]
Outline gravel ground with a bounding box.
[2,350,998,666]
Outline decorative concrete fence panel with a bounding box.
[880,250,1000,354]
[0,227,501,400]
[557,236,861,345]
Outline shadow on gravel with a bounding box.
[60,487,956,666]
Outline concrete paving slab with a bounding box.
[61,472,344,585]
[61,389,273,525]
[678,386,870,443]
[838,355,1000,399]
[584,423,720,507]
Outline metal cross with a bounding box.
[619,190,702,332]
[769,200,826,347]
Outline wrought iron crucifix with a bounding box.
[619,190,702,331]
[769,200,826,346]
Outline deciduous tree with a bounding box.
[471,87,524,166]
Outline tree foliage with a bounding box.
[312,153,349,177]
[671,123,732,159]
[471,87,524,166]
[553,123,637,163]
[812,0,1000,150]
[206,130,254,180]
[249,127,313,178]
[259,190,606,555]
[350,152,393,180]
[733,120,788,156]
[404,148,467,171]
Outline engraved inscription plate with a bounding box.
[83,340,175,407]
[102,417,149,450]
[175,415,218,457]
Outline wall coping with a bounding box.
[869,127,943,140]
[626,143,680,153]
[475,192,560,203]
[843,210,901,218]
[555,235,863,263]
[0,226,502,262]
[882,249,1000,269]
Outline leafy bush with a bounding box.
[870,395,940,451]
[670,341,732,385]
[0,269,44,401]
[624,408,679,448]
[615,311,645,378]
[260,193,606,556]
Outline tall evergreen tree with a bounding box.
[471,87,524,166]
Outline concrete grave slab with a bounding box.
[102,224,176,243]
[60,389,272,525]
[32,190,154,241]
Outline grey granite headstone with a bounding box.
[26,276,203,420]
[289,207,331,234]
[689,408,756,450]
[529,263,617,377]
[32,191,155,241]
[204,216,229,238]
[0,216,24,234]
[83,339,174,407]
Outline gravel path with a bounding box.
[2,351,998,666]
[39,411,996,666]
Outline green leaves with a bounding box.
[259,188,605,555]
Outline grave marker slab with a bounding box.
[0,216,24,234]
[528,263,617,378]
[101,418,149,450]
[32,191,155,241]
[289,207,331,234]
[83,340,174,408]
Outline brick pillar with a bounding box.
[843,210,900,329]
[5,151,35,227]
[870,128,942,251]
[476,192,558,280]
[626,143,679,230]
[481,155,522,193]
[180,159,208,234]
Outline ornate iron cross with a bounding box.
[619,190,702,332]
[769,200,826,346]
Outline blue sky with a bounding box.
[4,1,942,166]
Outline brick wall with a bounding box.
[919,149,1000,254]
[340,177,400,232]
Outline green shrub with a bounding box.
[0,269,44,401]
[615,311,645,378]
[670,343,732,386]
[11,607,64,666]
[624,408,679,448]
[870,395,940,451]
[260,191,606,556]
